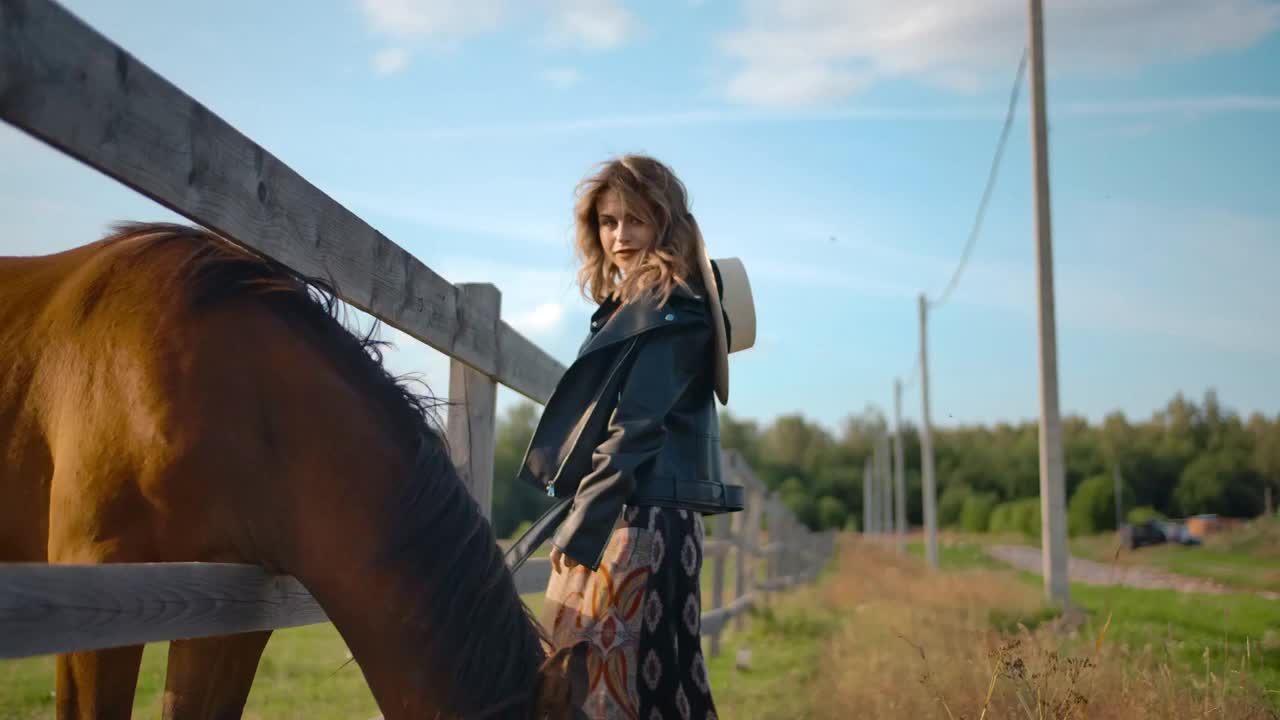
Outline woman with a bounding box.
[514,154,755,719]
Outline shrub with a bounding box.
[988,498,1041,538]
[817,495,849,531]
[1126,505,1165,524]
[938,481,974,528]
[1069,473,1135,536]
[960,492,999,533]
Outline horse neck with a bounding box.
[281,421,545,720]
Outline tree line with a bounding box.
[487,389,1280,540]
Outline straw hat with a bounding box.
[693,233,756,405]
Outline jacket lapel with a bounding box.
[577,287,707,360]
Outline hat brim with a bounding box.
[696,246,731,405]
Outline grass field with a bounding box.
[6,532,1277,718]
[911,538,1280,683]
[828,537,1278,718]
[0,623,383,720]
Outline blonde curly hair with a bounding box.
[573,154,706,308]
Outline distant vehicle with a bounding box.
[1119,519,1202,550]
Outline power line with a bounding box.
[928,47,1029,310]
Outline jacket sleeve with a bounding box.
[551,323,708,571]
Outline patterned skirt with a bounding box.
[544,505,718,720]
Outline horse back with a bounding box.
[0,232,298,566]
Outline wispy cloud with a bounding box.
[726,63,873,108]
[716,0,1280,107]
[388,95,1280,141]
[511,301,566,334]
[542,66,583,89]
[373,47,411,75]
[358,0,637,73]
[358,0,506,41]
[544,0,636,50]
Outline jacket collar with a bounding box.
[577,284,708,360]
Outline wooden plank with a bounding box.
[513,558,551,596]
[0,562,327,659]
[700,595,752,638]
[0,556,559,660]
[448,283,499,517]
[702,538,734,557]
[758,577,796,592]
[709,514,726,656]
[495,324,565,406]
[0,0,564,404]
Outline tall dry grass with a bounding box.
[813,537,1275,720]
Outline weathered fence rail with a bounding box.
[0,449,833,660]
[0,0,833,685]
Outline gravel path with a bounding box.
[985,545,1280,601]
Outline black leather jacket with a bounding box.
[516,285,745,570]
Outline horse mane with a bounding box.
[100,221,549,717]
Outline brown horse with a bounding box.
[0,222,586,720]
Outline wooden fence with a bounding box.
[0,0,833,680]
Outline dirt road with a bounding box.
[985,545,1280,600]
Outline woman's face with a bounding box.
[595,187,656,273]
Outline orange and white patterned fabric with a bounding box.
[545,506,718,720]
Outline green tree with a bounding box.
[960,492,998,533]
[1174,449,1263,517]
[491,401,556,538]
[816,496,848,531]
[719,411,762,468]
[1068,473,1135,536]
[938,481,973,528]
[1247,412,1280,514]
[779,476,817,527]
[1126,506,1165,524]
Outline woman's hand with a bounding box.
[550,545,579,574]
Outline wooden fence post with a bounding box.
[778,501,793,590]
[740,467,764,630]
[447,283,500,519]
[764,497,777,604]
[731,490,747,633]
[709,513,726,657]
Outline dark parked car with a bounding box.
[1119,519,1202,550]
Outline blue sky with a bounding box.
[3,0,1279,435]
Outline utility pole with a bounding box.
[863,458,873,534]
[880,431,892,542]
[870,433,881,535]
[1113,465,1124,531]
[1028,0,1070,607]
[918,293,939,569]
[894,379,907,553]
[870,432,879,535]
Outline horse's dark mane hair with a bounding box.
[103,222,549,718]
